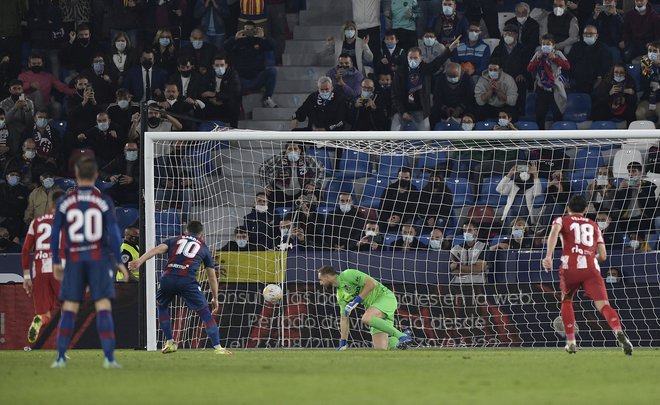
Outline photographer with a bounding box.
[349,78,388,131]
[326,53,363,99]
[128,101,183,142]
[63,75,100,157]
[496,162,542,225]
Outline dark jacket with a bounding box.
[505,15,540,54]
[324,207,366,249]
[169,71,207,99]
[431,72,475,120]
[349,94,389,131]
[293,91,347,131]
[122,65,169,102]
[223,36,273,79]
[567,40,612,93]
[588,11,624,48]
[180,42,219,74]
[378,180,421,224]
[391,237,424,251]
[243,209,275,250]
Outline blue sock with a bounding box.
[96,310,116,362]
[158,305,173,341]
[57,310,76,361]
[196,307,220,347]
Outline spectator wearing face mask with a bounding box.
[0,170,29,237]
[295,193,326,248]
[18,53,76,118]
[221,226,254,251]
[123,49,168,102]
[491,24,533,117]
[375,72,394,121]
[605,267,622,284]
[326,53,365,99]
[451,22,491,78]
[493,110,518,131]
[0,226,21,253]
[291,77,347,131]
[538,169,572,227]
[621,0,660,63]
[505,2,541,54]
[259,141,326,208]
[386,0,419,53]
[1,80,35,154]
[4,138,56,190]
[618,161,658,231]
[624,231,652,251]
[392,223,423,252]
[540,0,580,53]
[594,211,617,250]
[431,62,474,125]
[460,114,476,131]
[376,30,406,76]
[324,21,374,75]
[170,57,206,101]
[378,167,421,233]
[353,222,384,251]
[325,192,366,251]
[636,41,660,123]
[418,30,446,63]
[349,78,389,131]
[202,54,242,128]
[474,61,519,121]
[242,192,275,250]
[153,29,179,74]
[77,112,126,168]
[567,25,612,93]
[24,172,62,225]
[101,142,140,206]
[274,214,306,251]
[497,162,542,225]
[491,217,533,250]
[83,53,119,108]
[59,23,102,79]
[592,63,638,125]
[107,32,140,84]
[63,75,100,155]
[418,171,453,233]
[0,109,10,171]
[117,223,141,282]
[31,109,62,168]
[427,228,449,251]
[429,0,468,48]
[156,82,199,131]
[588,0,624,63]
[128,103,183,142]
[107,88,140,133]
[586,166,620,218]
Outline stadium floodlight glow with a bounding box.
[144,129,660,351]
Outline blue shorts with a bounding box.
[59,260,116,302]
[156,276,208,311]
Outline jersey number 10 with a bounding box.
[569,223,594,247]
[175,239,201,258]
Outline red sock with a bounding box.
[599,305,622,333]
[561,301,576,341]
[41,314,51,325]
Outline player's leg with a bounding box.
[28,275,50,343]
[88,261,120,367]
[362,297,412,349]
[156,278,176,352]
[371,332,389,350]
[560,293,577,354]
[586,275,633,355]
[53,263,84,367]
[183,282,232,355]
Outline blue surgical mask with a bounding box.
[408,59,420,69]
[443,5,454,16]
[429,239,442,249]
[97,122,110,132]
[214,66,226,76]
[468,31,480,42]
[36,118,49,128]
[512,229,524,239]
[385,42,396,50]
[584,36,596,46]
[361,90,372,99]
[344,29,356,39]
[648,52,659,62]
[236,239,248,248]
[42,178,54,189]
[93,62,104,75]
[319,91,332,100]
[541,45,554,53]
[447,76,459,84]
[7,175,19,186]
[463,232,474,242]
[125,150,138,161]
[488,70,499,80]
[287,151,300,162]
[159,37,171,47]
[423,37,436,47]
[191,40,203,50]
[117,99,129,109]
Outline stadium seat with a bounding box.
[54,178,76,191]
[628,120,655,130]
[274,207,292,219]
[468,205,496,226]
[197,121,225,131]
[590,121,617,130]
[52,121,66,139]
[515,121,539,130]
[415,151,448,170]
[360,177,390,208]
[154,210,182,243]
[612,148,643,178]
[336,150,370,179]
[476,176,507,207]
[489,234,510,246]
[324,180,354,207]
[446,177,475,207]
[411,176,428,190]
[116,207,139,232]
[550,121,577,130]
[433,121,461,131]
[572,147,604,180]
[533,177,548,207]
[379,155,410,178]
[569,178,589,195]
[646,172,660,198]
[383,234,398,248]
[497,12,515,33]
[306,146,334,176]
[95,180,115,192]
[475,121,496,131]
[523,93,536,121]
[627,64,641,92]
[563,93,591,122]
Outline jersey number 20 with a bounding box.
[67,208,103,243]
[175,239,201,258]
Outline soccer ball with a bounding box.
[262,284,283,303]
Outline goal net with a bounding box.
[143,130,660,351]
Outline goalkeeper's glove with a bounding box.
[344,296,363,316]
[336,339,348,351]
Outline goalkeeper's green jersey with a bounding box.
[336,269,391,309]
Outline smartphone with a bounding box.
[19,94,25,101]
[596,4,605,12]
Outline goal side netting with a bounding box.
[144,130,660,351]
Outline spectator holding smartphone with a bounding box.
[592,63,637,125]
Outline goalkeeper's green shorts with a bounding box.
[368,292,398,335]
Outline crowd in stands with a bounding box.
[0,0,659,263]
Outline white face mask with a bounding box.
[365,230,377,237]
[462,123,474,131]
[408,58,420,69]
[36,117,49,128]
[287,151,300,162]
[541,44,554,53]
[596,174,609,186]
[512,229,524,239]
[125,150,138,161]
[463,232,475,242]
[97,121,110,132]
[498,118,510,127]
[344,29,356,39]
[115,41,127,51]
[584,36,596,46]
[605,276,619,283]
[488,70,499,80]
[191,40,203,50]
[447,75,460,84]
[42,177,54,189]
[117,99,130,109]
[597,221,609,231]
[468,31,480,42]
[636,5,646,12]
[429,239,442,249]
[402,235,414,243]
[442,5,454,16]
[553,7,565,16]
[516,16,528,25]
[503,35,515,45]
[648,52,659,62]
[339,203,352,213]
[613,74,625,83]
[255,204,268,213]
[519,171,531,182]
[423,37,436,47]
[628,240,640,249]
[280,228,290,237]
[235,239,248,248]
[24,150,36,159]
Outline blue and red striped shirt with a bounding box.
[51,186,122,265]
[163,235,215,281]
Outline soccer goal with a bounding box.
[143,129,660,351]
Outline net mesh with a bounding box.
[148,134,660,350]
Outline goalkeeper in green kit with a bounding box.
[318,266,413,350]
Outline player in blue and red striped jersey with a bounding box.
[50,158,130,369]
[543,195,633,355]
[128,221,232,355]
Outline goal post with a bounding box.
[143,129,660,351]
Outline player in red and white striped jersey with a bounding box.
[21,190,66,344]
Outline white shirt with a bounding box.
[215,76,223,93]
[181,76,191,96]
[113,53,126,73]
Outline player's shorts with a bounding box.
[33,273,61,314]
[367,291,398,335]
[156,275,208,311]
[560,268,608,301]
[59,260,116,302]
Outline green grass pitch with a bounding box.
[1,349,659,405]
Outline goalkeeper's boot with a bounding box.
[162,340,177,354]
[564,341,577,354]
[103,358,122,369]
[214,345,233,355]
[396,332,414,350]
[50,358,66,369]
[616,331,633,356]
[28,315,43,343]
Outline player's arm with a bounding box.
[50,207,64,280]
[542,223,562,272]
[203,249,220,313]
[128,243,169,270]
[595,225,607,263]
[343,270,373,316]
[21,220,36,295]
[337,314,350,350]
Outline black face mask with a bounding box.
[142,60,153,70]
[148,117,160,126]
[127,236,139,245]
[180,70,191,78]
[78,38,90,47]
[30,66,43,74]
[0,238,8,248]
[398,179,411,189]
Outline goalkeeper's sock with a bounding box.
[96,310,116,362]
[196,307,220,347]
[599,305,622,334]
[561,300,576,342]
[56,310,75,361]
[368,318,405,339]
[158,304,173,341]
[387,336,399,350]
